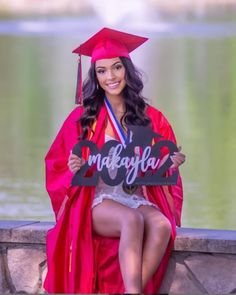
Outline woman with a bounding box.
[44,28,185,294]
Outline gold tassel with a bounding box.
[69,242,72,272]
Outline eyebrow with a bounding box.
[95,61,122,69]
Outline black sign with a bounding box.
[72,125,179,187]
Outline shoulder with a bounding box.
[65,105,84,121]
[53,105,84,138]
[146,104,162,117]
[146,104,171,128]
[61,105,84,127]
[146,104,177,141]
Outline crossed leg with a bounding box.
[92,199,171,293]
[136,205,172,290]
[92,199,144,293]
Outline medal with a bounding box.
[122,183,138,195]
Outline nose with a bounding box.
[106,69,115,80]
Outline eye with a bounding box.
[96,69,105,75]
[114,64,123,70]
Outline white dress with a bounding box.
[92,134,158,209]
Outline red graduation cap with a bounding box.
[72,27,148,105]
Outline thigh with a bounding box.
[92,199,140,238]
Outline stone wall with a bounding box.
[0,220,236,294]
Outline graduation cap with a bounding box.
[72,27,148,105]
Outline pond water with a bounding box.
[0,17,236,229]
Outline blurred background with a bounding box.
[0,0,236,229]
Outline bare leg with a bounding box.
[137,205,172,290]
[92,199,144,293]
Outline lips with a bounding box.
[107,82,120,89]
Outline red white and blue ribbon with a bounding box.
[104,96,131,147]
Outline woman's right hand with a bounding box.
[68,151,85,174]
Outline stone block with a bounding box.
[0,249,10,293]
[0,221,54,244]
[10,222,54,244]
[0,253,6,293]
[7,247,46,293]
[175,228,236,254]
[0,220,39,243]
[170,261,204,294]
[185,253,236,294]
[38,260,47,294]
[160,253,206,294]
[159,256,176,293]
[0,229,11,243]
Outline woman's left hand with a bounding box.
[170,146,186,169]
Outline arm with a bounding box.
[45,107,83,220]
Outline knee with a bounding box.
[159,217,172,239]
[122,210,144,232]
[151,216,172,243]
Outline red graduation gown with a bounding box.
[43,104,183,293]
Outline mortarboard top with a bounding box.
[72,27,148,105]
[72,27,148,62]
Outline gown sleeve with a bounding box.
[45,107,83,220]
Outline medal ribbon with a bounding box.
[104,96,130,147]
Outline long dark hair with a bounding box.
[79,57,151,139]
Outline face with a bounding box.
[95,57,126,98]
